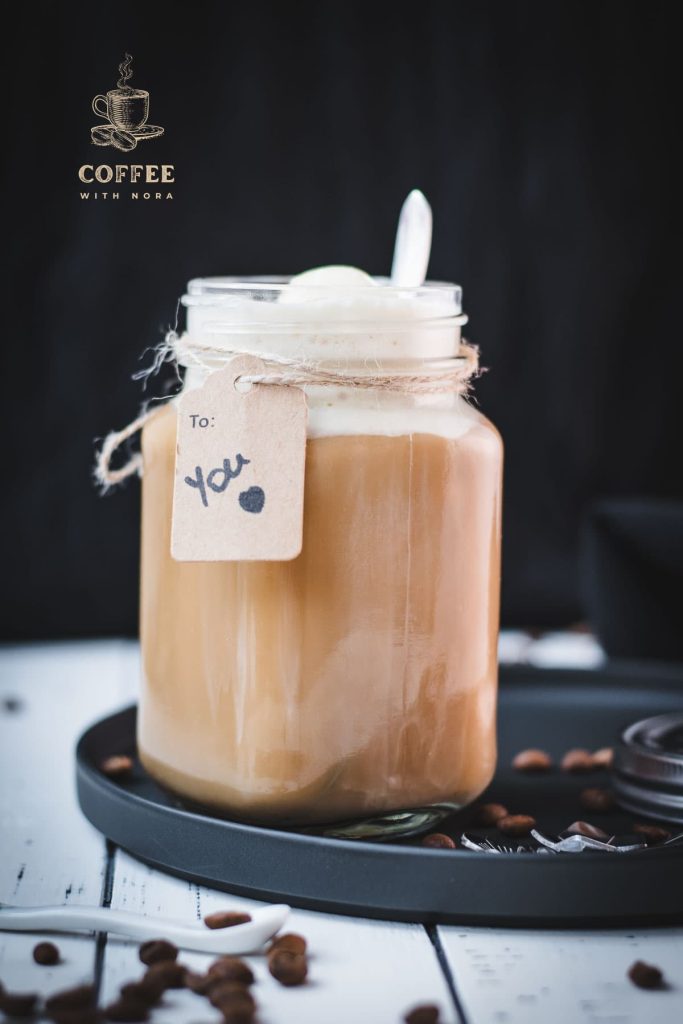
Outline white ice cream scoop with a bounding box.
[0,902,289,954]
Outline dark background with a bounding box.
[2,1,681,640]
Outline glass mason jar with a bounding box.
[138,276,503,837]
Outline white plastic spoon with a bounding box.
[0,902,289,954]
[390,189,433,288]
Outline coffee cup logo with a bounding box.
[91,54,164,152]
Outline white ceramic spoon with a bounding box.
[390,188,433,288]
[0,902,289,954]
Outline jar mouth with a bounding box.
[182,275,463,319]
[181,276,466,359]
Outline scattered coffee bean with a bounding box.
[566,820,609,841]
[628,959,663,989]
[579,787,615,812]
[421,833,456,849]
[138,939,178,965]
[33,940,60,965]
[207,957,254,985]
[269,933,307,956]
[561,748,595,773]
[221,1009,256,1024]
[204,910,252,930]
[404,1005,441,1024]
[208,989,256,1024]
[473,802,509,826]
[126,974,164,1004]
[1,696,23,713]
[592,747,614,769]
[497,814,536,837]
[143,960,187,990]
[0,990,39,1017]
[99,755,134,779]
[184,971,215,995]
[633,823,671,845]
[268,948,308,987]
[208,981,255,1011]
[119,981,162,1007]
[46,985,96,1012]
[47,1008,101,1024]
[104,998,149,1022]
[512,749,552,772]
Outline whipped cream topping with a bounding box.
[180,266,477,439]
[182,266,465,361]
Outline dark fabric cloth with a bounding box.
[2,1,682,639]
[581,500,683,661]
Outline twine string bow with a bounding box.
[94,333,480,490]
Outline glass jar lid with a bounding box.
[613,712,683,823]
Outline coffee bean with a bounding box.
[579,787,615,812]
[1,696,23,713]
[269,933,307,956]
[99,755,133,779]
[633,823,671,845]
[208,981,255,1011]
[209,993,255,1024]
[628,960,663,989]
[421,833,456,849]
[206,954,254,987]
[126,974,164,1003]
[561,749,594,773]
[112,130,138,152]
[143,960,186,990]
[46,985,96,1012]
[218,1004,256,1024]
[0,990,39,1017]
[207,957,254,985]
[204,910,252,930]
[90,125,111,146]
[47,1009,101,1024]
[104,999,149,1022]
[473,802,509,826]
[497,814,536,836]
[119,981,162,1007]
[268,949,308,987]
[184,971,215,995]
[512,749,552,772]
[592,747,614,769]
[138,939,178,965]
[33,940,60,965]
[404,1005,441,1024]
[566,820,609,841]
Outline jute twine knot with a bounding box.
[94,333,480,490]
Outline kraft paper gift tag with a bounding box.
[171,356,307,561]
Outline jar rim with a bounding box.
[182,275,463,315]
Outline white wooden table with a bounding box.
[1,639,682,1023]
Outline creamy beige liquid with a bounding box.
[138,402,503,825]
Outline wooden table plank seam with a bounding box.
[93,840,117,1006]
[427,925,470,1024]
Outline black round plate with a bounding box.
[76,662,683,926]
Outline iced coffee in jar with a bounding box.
[137,265,503,837]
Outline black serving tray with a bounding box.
[76,663,683,926]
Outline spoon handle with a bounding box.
[0,903,290,953]
[391,189,433,288]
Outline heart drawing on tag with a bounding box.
[239,486,266,514]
